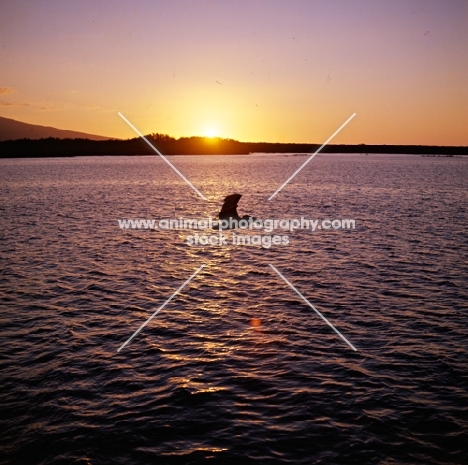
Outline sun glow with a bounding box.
[205,128,217,138]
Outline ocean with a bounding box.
[1,153,467,464]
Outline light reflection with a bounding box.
[169,375,227,395]
[250,317,262,332]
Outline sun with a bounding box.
[205,128,217,138]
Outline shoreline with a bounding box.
[0,137,467,158]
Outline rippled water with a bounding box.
[1,154,467,465]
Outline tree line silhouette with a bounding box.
[0,133,466,157]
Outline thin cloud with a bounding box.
[0,101,56,110]
[0,87,16,95]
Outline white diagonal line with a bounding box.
[117,264,205,352]
[268,113,356,200]
[269,264,357,351]
[118,112,207,201]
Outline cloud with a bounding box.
[0,87,55,110]
[0,101,55,110]
[0,87,16,95]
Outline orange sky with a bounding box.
[1,0,467,145]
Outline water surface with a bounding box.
[1,154,467,464]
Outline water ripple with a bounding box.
[0,154,467,464]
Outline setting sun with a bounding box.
[205,128,217,138]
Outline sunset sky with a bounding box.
[1,0,467,145]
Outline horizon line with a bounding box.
[1,115,467,147]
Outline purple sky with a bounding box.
[1,0,467,144]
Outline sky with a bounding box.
[0,0,467,145]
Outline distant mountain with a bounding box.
[0,116,111,141]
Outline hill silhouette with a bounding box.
[0,116,111,141]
